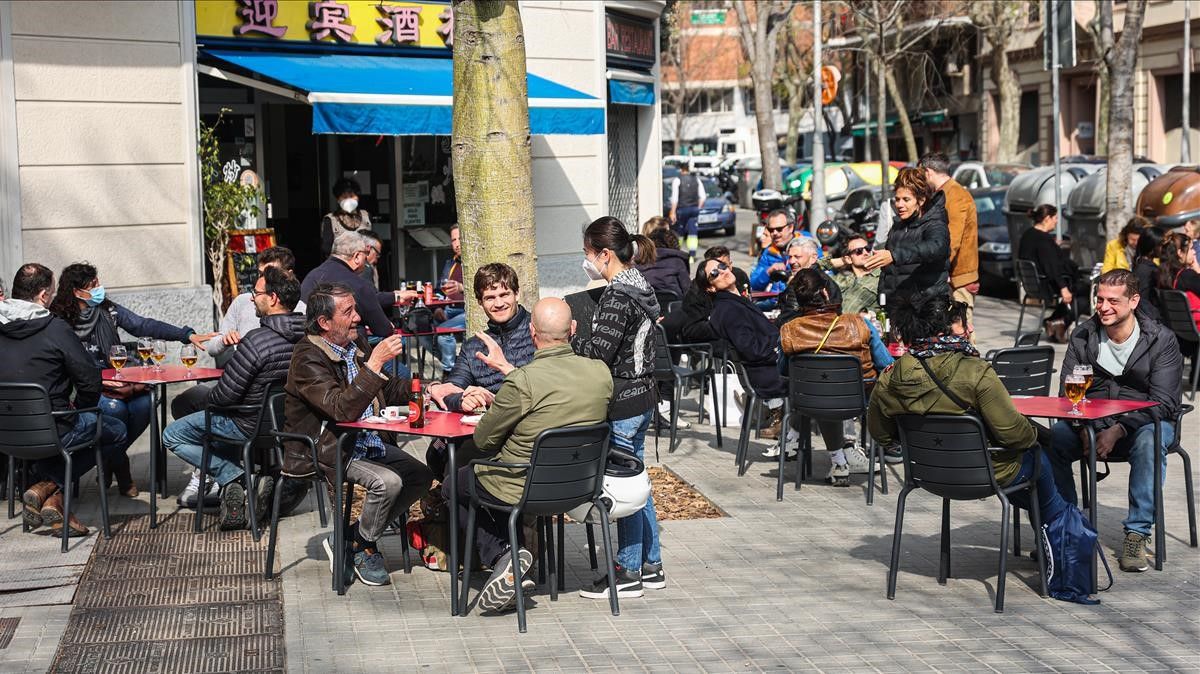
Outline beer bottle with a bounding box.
[408,378,425,428]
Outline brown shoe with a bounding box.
[22,480,57,513]
[120,483,139,498]
[759,407,785,440]
[39,491,64,525]
[50,514,90,538]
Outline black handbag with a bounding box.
[403,306,434,334]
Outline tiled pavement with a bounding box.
[3,295,1199,673]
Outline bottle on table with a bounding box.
[408,378,425,428]
[423,282,434,305]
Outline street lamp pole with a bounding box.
[1051,0,1063,243]
[1184,0,1192,164]
[811,0,826,233]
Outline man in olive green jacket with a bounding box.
[447,297,612,612]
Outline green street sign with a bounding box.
[691,9,727,25]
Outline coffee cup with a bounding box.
[382,406,405,422]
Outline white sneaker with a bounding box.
[760,428,799,458]
[826,462,850,486]
[844,444,881,474]
[177,470,202,507]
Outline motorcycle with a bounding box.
[814,202,880,256]
[750,188,805,256]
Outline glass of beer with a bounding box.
[1072,364,1093,403]
[109,345,128,379]
[136,337,153,368]
[180,344,198,377]
[151,339,167,372]
[1064,373,1087,416]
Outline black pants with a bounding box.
[171,383,215,421]
[445,465,522,567]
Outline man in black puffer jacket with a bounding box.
[163,267,305,530]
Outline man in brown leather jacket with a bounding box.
[282,282,433,587]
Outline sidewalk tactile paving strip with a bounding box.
[0,617,19,649]
[49,516,284,674]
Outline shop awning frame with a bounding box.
[199,49,606,136]
[606,68,655,106]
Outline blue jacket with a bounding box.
[750,231,822,292]
[443,305,535,411]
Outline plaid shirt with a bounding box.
[832,268,881,316]
[323,339,386,462]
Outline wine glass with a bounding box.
[1064,374,1086,416]
[1072,364,1093,403]
[109,345,128,379]
[151,339,167,372]
[180,344,198,377]
[136,337,153,368]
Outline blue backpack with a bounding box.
[1040,505,1114,604]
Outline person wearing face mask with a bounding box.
[572,217,665,602]
[320,178,371,258]
[300,231,418,358]
[1,263,128,538]
[863,167,950,304]
[48,263,216,499]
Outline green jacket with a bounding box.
[473,344,613,504]
[867,352,1034,485]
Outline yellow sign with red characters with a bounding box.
[195,0,452,49]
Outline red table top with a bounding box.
[1011,396,1157,421]
[394,326,466,337]
[101,365,223,384]
[751,290,779,300]
[339,410,476,439]
[396,298,464,308]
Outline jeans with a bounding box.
[99,392,150,481]
[1048,420,1175,536]
[33,412,128,488]
[162,411,248,487]
[368,335,412,379]
[345,444,434,543]
[1005,447,1070,525]
[863,320,894,371]
[436,308,465,374]
[612,410,661,570]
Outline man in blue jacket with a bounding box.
[750,210,821,296]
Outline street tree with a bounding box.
[734,0,799,191]
[969,1,1026,163]
[451,0,538,331]
[1083,0,1113,156]
[1103,0,1148,238]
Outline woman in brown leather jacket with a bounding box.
[777,269,894,485]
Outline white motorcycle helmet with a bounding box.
[566,449,651,524]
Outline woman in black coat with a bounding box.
[1017,204,1090,336]
[1132,226,1166,322]
[865,167,950,303]
[635,228,691,300]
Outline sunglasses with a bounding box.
[766,225,790,233]
[848,245,872,256]
[707,262,729,279]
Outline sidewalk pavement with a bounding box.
[3,295,1198,673]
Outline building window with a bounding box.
[1162,73,1200,130]
[1019,90,1039,149]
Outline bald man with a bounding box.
[448,297,614,613]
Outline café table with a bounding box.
[101,364,223,528]
[338,411,475,613]
[750,290,779,300]
[396,298,464,309]
[1010,396,1162,575]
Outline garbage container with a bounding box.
[1064,164,1167,270]
[1003,163,1102,260]
[1136,165,1200,229]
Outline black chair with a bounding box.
[263,392,332,581]
[731,358,766,477]
[986,346,1056,397]
[1015,260,1054,346]
[458,423,616,633]
[194,386,283,540]
[778,354,885,504]
[0,383,111,553]
[1078,404,1197,570]
[1158,289,1200,400]
[651,324,722,457]
[889,414,1048,613]
[654,291,681,317]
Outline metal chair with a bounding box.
[1079,404,1197,570]
[263,392,330,580]
[194,385,283,540]
[731,357,767,477]
[1158,289,1200,400]
[1015,260,1054,346]
[777,354,885,504]
[459,423,616,633]
[986,346,1056,397]
[652,324,722,457]
[0,383,111,553]
[890,414,1048,613]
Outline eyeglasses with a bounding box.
[848,245,872,256]
[251,287,271,298]
[707,262,729,279]
[766,225,790,233]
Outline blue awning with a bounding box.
[201,49,605,136]
[608,78,655,106]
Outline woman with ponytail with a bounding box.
[573,216,666,601]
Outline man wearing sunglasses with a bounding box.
[750,210,821,296]
[827,235,882,315]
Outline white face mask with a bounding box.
[582,256,605,281]
[339,198,358,213]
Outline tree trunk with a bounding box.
[884,68,918,163]
[753,59,782,189]
[992,43,1021,162]
[1103,0,1147,239]
[784,80,802,164]
[876,55,891,228]
[452,0,538,333]
[1090,0,1114,156]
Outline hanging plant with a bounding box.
[198,109,263,311]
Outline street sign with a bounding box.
[1043,0,1077,70]
[820,65,841,105]
[691,9,727,25]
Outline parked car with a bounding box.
[973,187,1014,283]
[952,162,1032,190]
[663,155,720,176]
[783,162,901,230]
[661,173,735,237]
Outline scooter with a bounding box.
[814,203,880,256]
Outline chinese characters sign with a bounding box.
[197,0,452,49]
